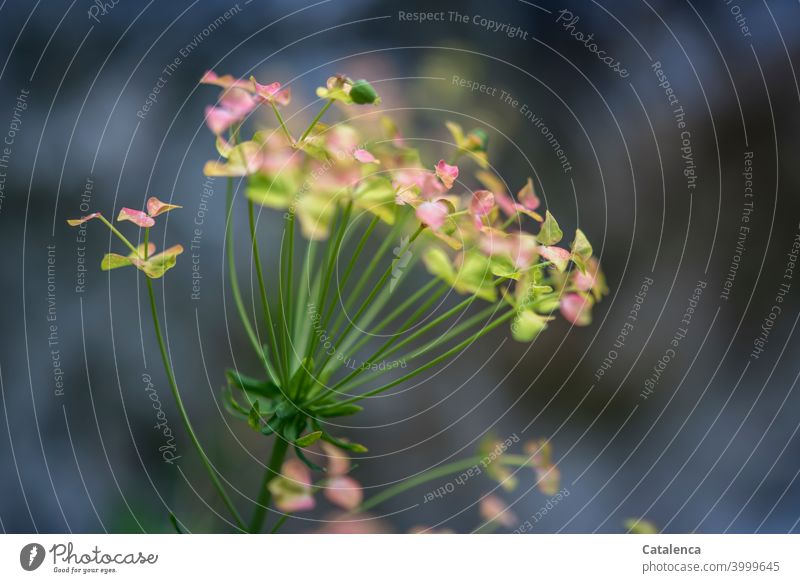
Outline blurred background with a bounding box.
[2,0,800,533]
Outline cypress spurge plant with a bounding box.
[71,71,608,533]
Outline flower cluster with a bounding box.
[66,197,183,278]
[201,71,607,340]
[268,442,363,513]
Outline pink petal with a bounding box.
[535,465,561,496]
[538,245,571,271]
[267,458,316,513]
[282,458,312,486]
[251,78,291,106]
[276,493,315,513]
[479,495,518,528]
[560,293,591,326]
[353,149,378,164]
[517,178,540,210]
[200,70,252,91]
[416,201,448,230]
[219,88,257,117]
[146,197,182,217]
[321,442,351,476]
[117,207,155,228]
[470,190,495,217]
[204,105,239,135]
[67,212,101,226]
[573,269,596,291]
[494,190,517,216]
[435,160,458,190]
[324,476,363,510]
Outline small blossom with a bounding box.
[200,70,253,91]
[204,105,241,136]
[321,442,351,476]
[146,196,182,217]
[479,495,518,528]
[517,177,540,211]
[538,245,571,272]
[435,160,458,190]
[268,458,315,513]
[416,200,449,230]
[324,475,363,510]
[560,292,592,326]
[353,148,378,164]
[117,207,155,228]
[469,190,495,219]
[572,265,597,291]
[250,77,291,106]
[66,212,102,226]
[535,464,561,496]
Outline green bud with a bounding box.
[349,79,380,104]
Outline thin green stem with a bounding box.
[314,309,515,410]
[249,437,290,533]
[299,99,333,143]
[300,202,353,370]
[248,200,286,387]
[270,102,294,145]
[328,226,423,361]
[98,215,140,256]
[225,181,279,385]
[328,211,408,337]
[319,278,441,380]
[314,282,449,402]
[278,210,295,380]
[147,277,246,531]
[269,514,290,534]
[143,227,150,259]
[357,454,532,512]
[319,214,380,334]
[292,240,317,348]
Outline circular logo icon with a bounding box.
[20,543,46,571]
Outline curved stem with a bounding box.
[147,277,246,531]
[249,437,290,533]
[278,210,295,380]
[357,454,532,512]
[313,309,515,410]
[225,182,279,386]
[248,200,285,387]
[270,102,294,145]
[299,99,333,143]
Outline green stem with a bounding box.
[357,454,531,512]
[299,202,353,377]
[98,215,140,256]
[328,210,408,337]
[225,182,280,386]
[248,200,285,387]
[318,214,380,335]
[249,437,290,533]
[270,102,294,145]
[278,210,295,379]
[314,309,515,410]
[146,277,246,531]
[319,278,441,381]
[143,227,150,259]
[328,226,423,362]
[315,281,449,401]
[299,99,333,143]
[270,514,290,534]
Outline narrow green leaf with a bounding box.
[295,430,323,446]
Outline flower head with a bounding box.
[269,458,316,513]
[435,160,459,190]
